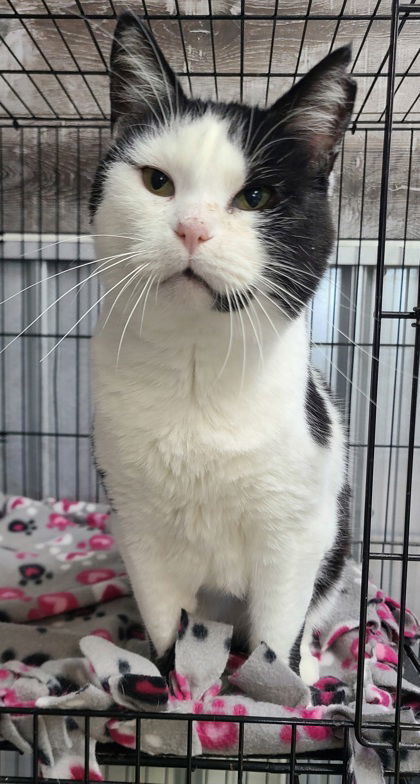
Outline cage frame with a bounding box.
[0,0,420,782]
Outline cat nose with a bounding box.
[175,219,211,255]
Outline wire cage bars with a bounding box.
[0,0,420,782]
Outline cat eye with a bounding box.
[142,167,175,197]
[233,185,272,211]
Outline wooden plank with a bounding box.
[1,3,419,122]
[1,127,418,238]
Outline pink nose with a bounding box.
[175,219,211,255]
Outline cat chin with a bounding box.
[161,271,216,309]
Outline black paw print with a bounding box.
[63,605,110,623]
[117,613,145,643]
[19,564,53,586]
[8,519,37,536]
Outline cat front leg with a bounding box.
[111,518,198,658]
[248,542,326,676]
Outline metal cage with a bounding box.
[0,0,420,782]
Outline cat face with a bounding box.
[91,13,356,322]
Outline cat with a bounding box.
[90,11,356,682]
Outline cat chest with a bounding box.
[95,358,324,526]
[97,371,317,499]
[113,410,317,520]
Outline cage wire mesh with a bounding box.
[0,0,420,782]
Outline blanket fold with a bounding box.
[0,493,419,782]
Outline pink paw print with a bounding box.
[0,587,31,601]
[86,513,109,531]
[47,514,75,531]
[195,699,247,751]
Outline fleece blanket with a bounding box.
[0,493,419,783]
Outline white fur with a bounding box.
[92,112,346,674]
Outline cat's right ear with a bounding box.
[110,12,185,131]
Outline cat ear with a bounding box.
[110,12,185,130]
[269,46,356,171]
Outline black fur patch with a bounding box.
[1,648,16,662]
[23,652,51,667]
[212,287,255,314]
[156,644,175,677]
[192,623,208,641]
[310,686,322,705]
[119,673,168,706]
[376,748,393,772]
[177,608,189,640]
[377,728,408,771]
[49,675,79,695]
[332,688,347,705]
[126,623,145,641]
[90,426,115,510]
[305,373,332,447]
[118,658,131,674]
[264,645,277,663]
[312,484,351,603]
[38,749,51,767]
[289,624,304,675]
[89,143,126,219]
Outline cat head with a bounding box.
[91,12,356,326]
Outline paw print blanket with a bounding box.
[0,492,419,783]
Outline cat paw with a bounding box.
[299,650,320,685]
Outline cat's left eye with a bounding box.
[233,185,272,211]
[142,167,175,197]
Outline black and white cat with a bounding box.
[90,12,356,682]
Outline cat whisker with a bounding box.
[139,274,157,338]
[231,288,247,394]
[256,274,306,314]
[0,252,138,356]
[116,273,154,367]
[7,233,146,262]
[257,278,378,408]
[262,273,316,303]
[123,266,150,312]
[239,291,265,372]
[266,269,351,312]
[215,285,234,383]
[102,263,151,330]
[251,291,281,340]
[264,273,414,384]
[74,252,142,302]
[311,348,377,410]
[261,272,354,321]
[263,258,360,315]
[40,261,143,363]
[0,250,135,307]
[248,294,264,345]
[251,284,291,328]
[154,273,163,305]
[254,281,299,326]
